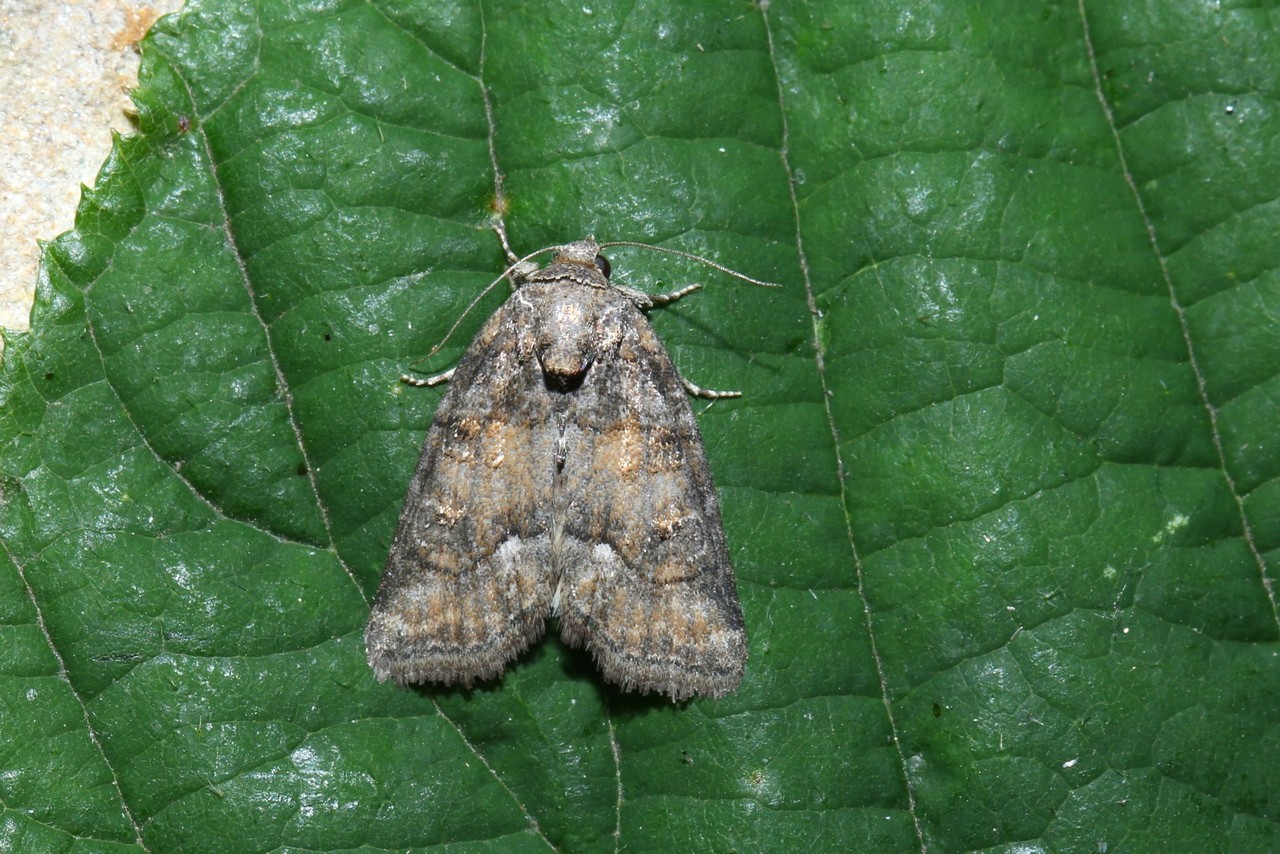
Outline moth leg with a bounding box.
[490,219,540,286]
[401,366,455,387]
[682,376,740,399]
[616,282,702,308]
[647,282,703,306]
[491,217,520,266]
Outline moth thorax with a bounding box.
[537,337,595,389]
[535,295,600,389]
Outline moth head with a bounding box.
[551,238,610,276]
[525,237,611,290]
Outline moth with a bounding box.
[366,236,770,700]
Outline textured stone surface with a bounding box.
[0,1,182,333]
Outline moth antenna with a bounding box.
[597,240,780,289]
[424,246,559,358]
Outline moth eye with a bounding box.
[594,254,611,278]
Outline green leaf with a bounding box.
[1,0,1276,851]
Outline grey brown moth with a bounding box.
[366,236,772,700]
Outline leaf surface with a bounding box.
[1,1,1276,851]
